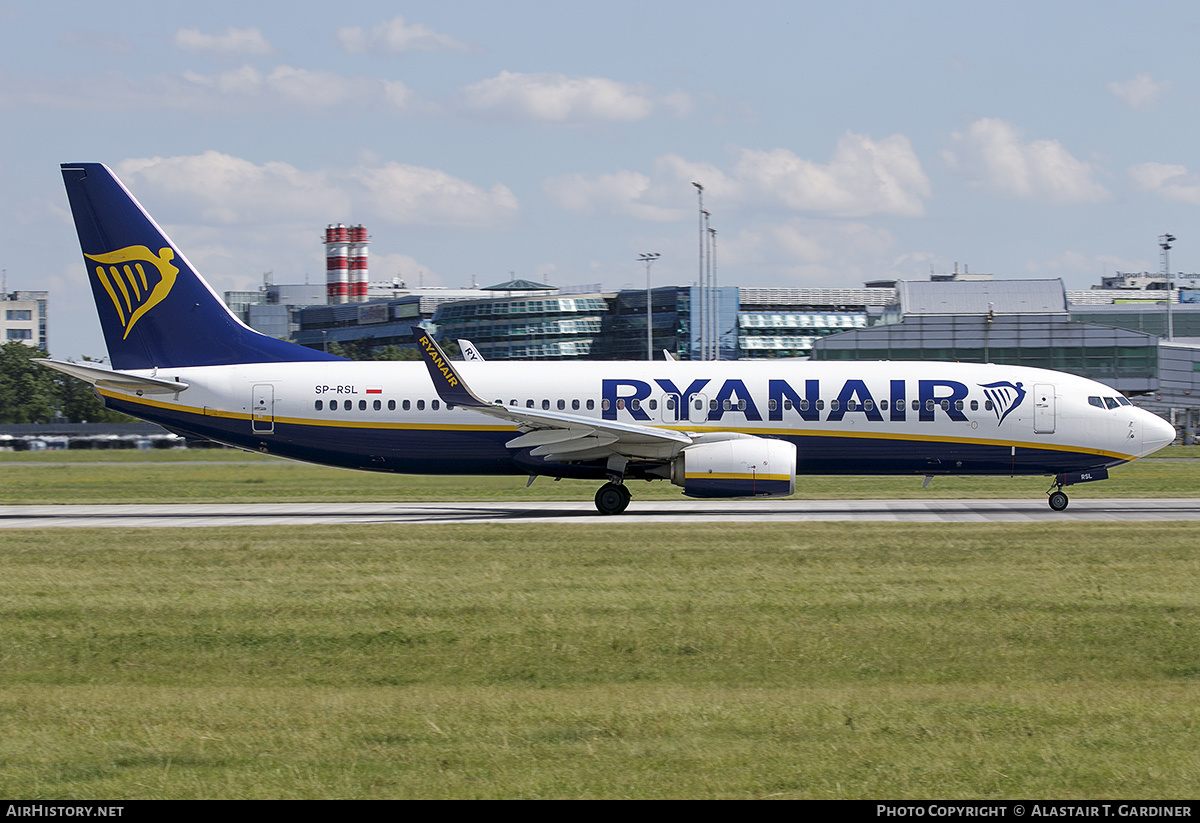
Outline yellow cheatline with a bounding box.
[685,472,792,481]
[97,390,1139,461]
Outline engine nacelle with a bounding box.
[671,436,796,498]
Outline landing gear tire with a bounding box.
[1048,490,1069,512]
[595,482,631,515]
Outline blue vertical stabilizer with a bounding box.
[61,163,343,370]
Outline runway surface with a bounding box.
[2,498,1199,527]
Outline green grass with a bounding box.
[1,445,1198,504]
[1,523,1199,798]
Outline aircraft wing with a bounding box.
[411,328,690,464]
[36,359,189,395]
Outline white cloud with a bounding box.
[173,27,274,58]
[1129,161,1200,205]
[338,15,468,54]
[114,152,516,230]
[734,133,930,217]
[543,134,930,221]
[945,118,1109,204]
[116,152,347,226]
[349,162,518,228]
[177,64,411,111]
[543,171,683,222]
[1107,73,1167,110]
[723,219,901,286]
[461,71,654,122]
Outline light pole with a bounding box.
[638,252,661,360]
[1161,233,1176,341]
[692,182,704,360]
[708,226,718,360]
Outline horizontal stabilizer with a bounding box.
[36,359,189,395]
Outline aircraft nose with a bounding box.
[1141,411,1177,456]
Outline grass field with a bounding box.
[1,451,1198,798]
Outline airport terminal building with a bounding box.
[225,271,1200,440]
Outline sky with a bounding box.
[3,0,1200,360]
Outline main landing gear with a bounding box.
[595,482,631,515]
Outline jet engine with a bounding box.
[670,435,796,498]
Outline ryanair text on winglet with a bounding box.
[418,334,459,388]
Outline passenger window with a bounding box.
[315,400,323,411]
[509,399,517,406]
[954,400,963,411]
[785,399,794,411]
[1104,397,1119,410]
[846,400,857,411]
[970,400,978,411]
[373,400,381,411]
[388,400,396,411]
[722,399,732,411]
[649,399,657,411]
[830,399,840,411]
[617,399,626,410]
[927,400,935,411]
[880,400,889,411]
[798,399,807,411]
[417,400,425,411]
[572,399,580,410]
[1088,396,1104,409]
[542,399,550,410]
[526,400,534,408]
[710,399,718,410]
[558,399,566,410]
[864,400,874,411]
[602,399,610,411]
[694,399,703,411]
[912,400,920,411]
[432,400,440,410]
[587,399,595,411]
[768,399,778,412]
[329,400,338,410]
[816,400,824,411]
[631,399,640,411]
[359,400,367,411]
[985,400,993,411]
[403,400,411,411]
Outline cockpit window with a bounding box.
[1104,397,1120,410]
[1116,396,1132,407]
[1088,396,1104,409]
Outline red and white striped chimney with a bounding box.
[324,224,349,304]
[349,225,369,302]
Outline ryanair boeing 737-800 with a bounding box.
[40,163,1176,514]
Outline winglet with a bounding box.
[411,327,488,408]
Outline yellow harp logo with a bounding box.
[84,246,179,340]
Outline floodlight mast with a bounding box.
[693,182,705,360]
[1162,233,1176,341]
[638,252,661,361]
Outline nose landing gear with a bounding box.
[1047,484,1069,512]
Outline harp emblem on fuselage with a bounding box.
[979,380,1026,426]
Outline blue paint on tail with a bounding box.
[61,163,343,370]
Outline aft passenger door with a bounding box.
[1033,383,1055,434]
[252,383,275,434]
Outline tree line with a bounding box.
[0,342,131,424]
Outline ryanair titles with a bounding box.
[602,377,1024,425]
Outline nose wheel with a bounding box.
[595,482,632,515]
[1047,487,1069,511]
